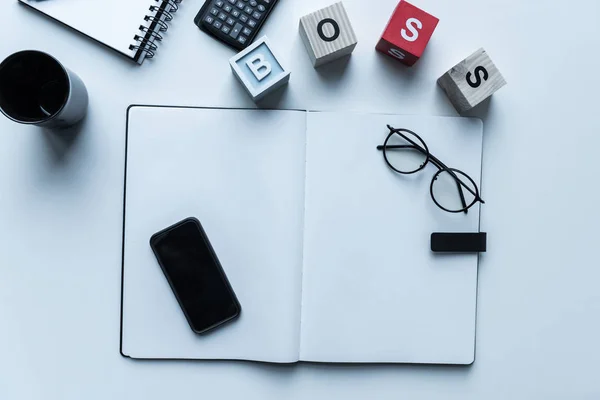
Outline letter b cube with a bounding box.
[376,0,439,66]
[229,36,290,102]
[299,2,358,68]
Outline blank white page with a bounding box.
[300,112,483,364]
[19,0,160,62]
[122,107,306,362]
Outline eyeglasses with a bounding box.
[377,125,484,214]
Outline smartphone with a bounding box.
[149,217,241,334]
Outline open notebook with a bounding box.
[121,106,484,364]
[18,0,182,64]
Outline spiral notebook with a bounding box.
[120,106,484,364]
[18,0,183,64]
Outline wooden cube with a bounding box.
[229,36,290,102]
[299,2,358,68]
[375,0,439,66]
[437,48,507,113]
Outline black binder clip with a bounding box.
[431,233,487,253]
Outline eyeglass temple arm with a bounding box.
[428,156,468,213]
[377,144,483,203]
[428,154,484,203]
[376,144,468,212]
[381,126,483,205]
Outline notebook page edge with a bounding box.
[121,106,307,362]
[299,111,482,364]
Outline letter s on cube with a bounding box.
[375,0,439,66]
[437,48,506,114]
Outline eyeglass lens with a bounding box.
[383,130,428,174]
[431,168,478,212]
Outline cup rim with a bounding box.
[0,50,71,125]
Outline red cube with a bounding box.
[376,1,439,66]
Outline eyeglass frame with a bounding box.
[376,125,485,214]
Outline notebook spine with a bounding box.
[129,0,182,60]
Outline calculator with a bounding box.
[194,0,279,50]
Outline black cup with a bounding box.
[0,50,88,129]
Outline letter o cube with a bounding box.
[299,2,358,68]
[229,36,291,102]
[376,0,439,66]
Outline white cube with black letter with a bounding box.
[437,48,507,114]
[229,36,291,102]
[299,2,358,68]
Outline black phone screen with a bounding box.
[150,218,240,334]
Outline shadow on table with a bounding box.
[435,81,495,121]
[40,115,87,164]
[125,357,474,377]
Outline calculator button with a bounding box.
[248,19,257,28]
[210,7,219,15]
[242,27,252,36]
[229,23,243,39]
[252,11,262,20]
[250,0,258,6]
[228,0,236,3]
[237,36,247,45]
[215,0,224,6]
[232,9,240,17]
[239,13,248,22]
[237,1,245,9]
[205,15,215,24]
[218,12,227,20]
[258,4,265,12]
[245,6,253,14]
[224,5,233,12]
[226,17,235,26]
[213,20,222,29]
[221,25,231,34]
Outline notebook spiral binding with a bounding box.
[129,0,183,60]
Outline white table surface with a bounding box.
[1,0,599,398]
